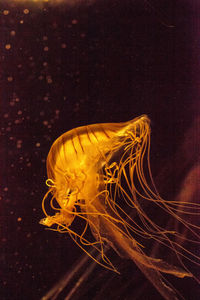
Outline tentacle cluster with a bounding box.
[40,116,200,298]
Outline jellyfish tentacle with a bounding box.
[41,115,200,299]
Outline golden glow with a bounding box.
[3,10,10,15]
[8,0,90,5]
[5,0,94,9]
[5,44,11,50]
[7,76,13,82]
[10,31,16,36]
[23,8,30,14]
[41,115,200,298]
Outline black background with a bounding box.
[1,0,200,299]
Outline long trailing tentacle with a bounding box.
[102,122,200,284]
[40,116,200,300]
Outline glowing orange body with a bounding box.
[41,115,200,300]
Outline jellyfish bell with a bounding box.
[42,115,149,225]
[40,115,200,300]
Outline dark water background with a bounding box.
[1,0,200,299]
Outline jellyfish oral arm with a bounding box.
[40,116,199,300]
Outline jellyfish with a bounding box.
[40,115,200,300]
